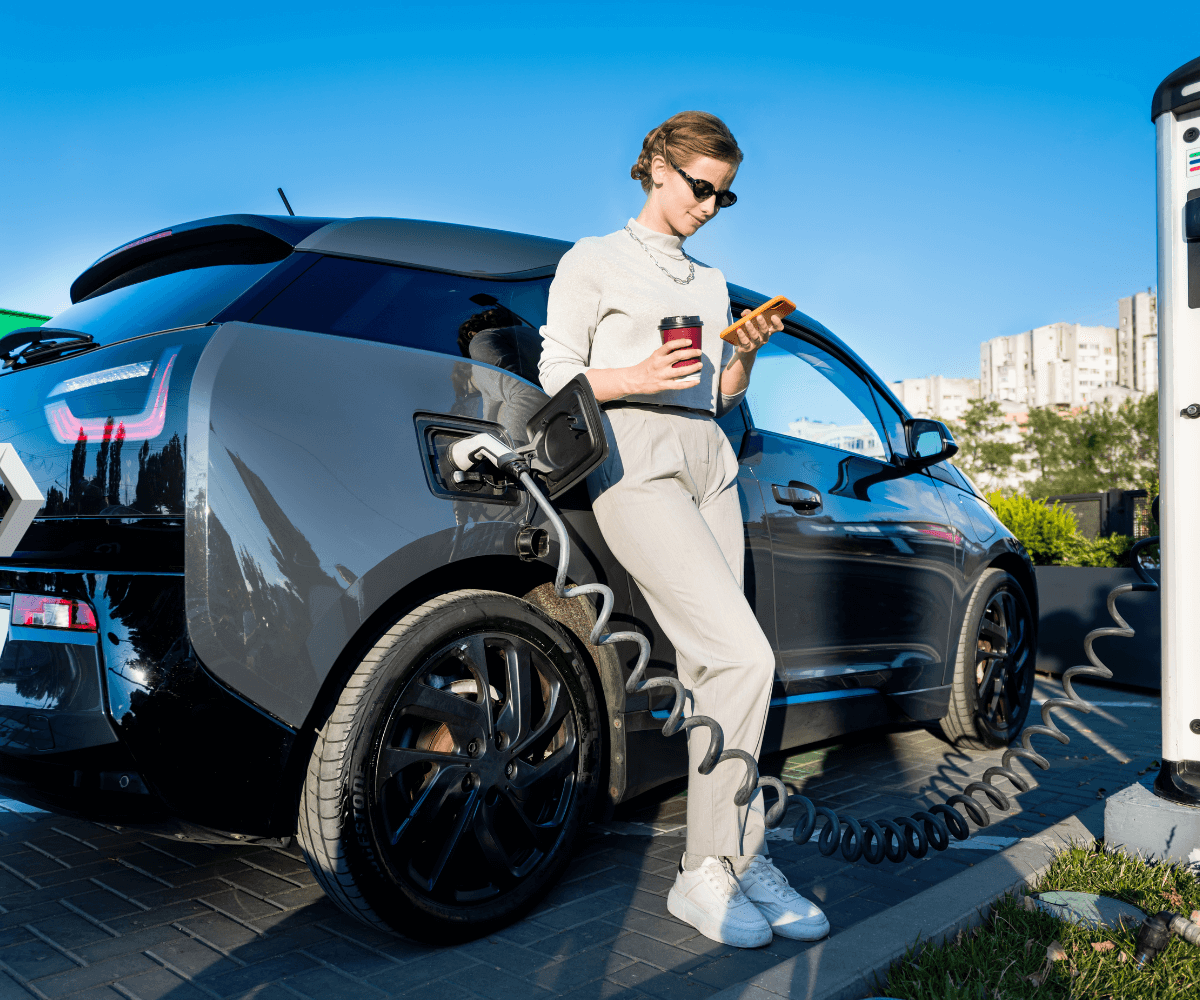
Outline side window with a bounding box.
[251,256,551,383]
[745,333,891,460]
[870,385,908,458]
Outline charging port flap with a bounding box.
[523,375,608,498]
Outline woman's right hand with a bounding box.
[583,340,702,402]
[625,339,702,394]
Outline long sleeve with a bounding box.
[538,242,603,397]
[536,220,731,413]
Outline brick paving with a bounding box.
[0,675,1161,1000]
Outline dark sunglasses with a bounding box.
[673,164,737,208]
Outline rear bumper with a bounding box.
[0,567,298,839]
[0,743,165,822]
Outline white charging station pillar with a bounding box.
[1153,56,1200,805]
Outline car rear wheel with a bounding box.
[939,568,1036,750]
[297,589,601,941]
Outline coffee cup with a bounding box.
[659,316,703,378]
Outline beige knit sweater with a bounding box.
[538,218,743,416]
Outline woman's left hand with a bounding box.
[728,309,784,354]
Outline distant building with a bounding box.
[1117,289,1157,394]
[0,308,49,338]
[979,291,1159,410]
[786,418,886,459]
[890,375,980,422]
[981,322,1122,409]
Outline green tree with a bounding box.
[947,399,1022,491]
[1025,392,1158,498]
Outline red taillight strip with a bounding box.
[12,594,98,631]
[44,347,179,444]
[92,229,173,266]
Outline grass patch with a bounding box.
[879,841,1200,998]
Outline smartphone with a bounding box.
[719,295,796,344]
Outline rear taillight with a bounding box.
[44,346,179,445]
[12,594,98,631]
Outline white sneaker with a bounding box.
[667,856,774,947]
[736,856,830,941]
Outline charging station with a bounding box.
[1104,54,1200,864]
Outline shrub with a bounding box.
[985,492,1079,565]
[1069,533,1134,568]
[985,491,1142,567]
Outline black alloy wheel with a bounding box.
[297,590,601,941]
[973,587,1033,742]
[377,630,578,900]
[941,568,1036,749]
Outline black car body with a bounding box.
[0,214,1037,937]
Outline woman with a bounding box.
[538,112,829,948]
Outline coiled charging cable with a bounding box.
[782,535,1162,864]
[447,432,789,828]
[450,431,1158,863]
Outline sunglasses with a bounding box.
[673,163,737,208]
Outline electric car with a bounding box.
[0,214,1037,940]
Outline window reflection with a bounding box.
[746,336,890,460]
[252,256,550,383]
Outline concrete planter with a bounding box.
[1034,565,1160,690]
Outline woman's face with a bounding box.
[647,153,738,239]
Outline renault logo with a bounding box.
[0,445,44,558]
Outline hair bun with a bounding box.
[628,112,742,194]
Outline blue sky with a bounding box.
[2,2,1197,385]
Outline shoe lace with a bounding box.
[705,858,746,901]
[749,858,802,899]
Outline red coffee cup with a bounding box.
[659,315,703,374]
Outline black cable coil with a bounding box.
[526,467,1156,864]
[783,536,1160,864]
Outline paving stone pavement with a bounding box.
[0,675,1161,1000]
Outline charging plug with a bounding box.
[448,432,529,479]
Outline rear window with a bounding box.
[45,242,289,347]
[251,256,551,383]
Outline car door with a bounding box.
[740,328,958,717]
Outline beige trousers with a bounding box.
[589,406,775,858]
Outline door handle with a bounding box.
[772,482,822,511]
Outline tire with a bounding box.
[940,569,1036,750]
[297,589,601,942]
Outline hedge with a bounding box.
[984,492,1142,568]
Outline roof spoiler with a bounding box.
[70,214,338,304]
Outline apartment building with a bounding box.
[1117,289,1158,393]
[889,375,980,421]
[981,322,1126,408]
[978,291,1158,410]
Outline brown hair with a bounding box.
[630,111,743,194]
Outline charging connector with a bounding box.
[447,432,529,478]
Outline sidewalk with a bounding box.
[0,676,1160,1000]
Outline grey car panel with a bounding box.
[184,321,606,726]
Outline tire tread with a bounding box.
[295,589,595,936]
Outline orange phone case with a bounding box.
[719,295,796,344]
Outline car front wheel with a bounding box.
[940,568,1036,750]
[297,589,601,941]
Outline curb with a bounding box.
[710,802,1107,1000]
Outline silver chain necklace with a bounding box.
[624,224,695,285]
